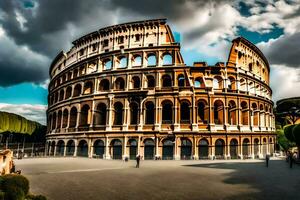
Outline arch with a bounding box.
[132,76,140,89]
[145,102,155,124]
[132,55,142,67]
[252,103,259,126]
[254,138,259,158]
[73,69,78,78]
[80,104,90,126]
[77,140,88,157]
[128,139,137,160]
[213,76,223,89]
[62,109,68,128]
[198,138,209,159]
[214,100,224,124]
[215,139,225,158]
[114,102,123,125]
[180,138,192,160]
[240,78,246,91]
[147,54,156,66]
[227,76,236,90]
[130,102,139,125]
[104,59,112,70]
[162,74,172,87]
[56,140,65,156]
[83,81,93,94]
[162,100,173,124]
[115,77,125,90]
[59,89,64,101]
[52,112,57,130]
[65,86,72,99]
[147,75,155,88]
[241,101,249,125]
[242,138,250,158]
[197,100,208,124]
[50,141,55,156]
[230,139,238,159]
[94,103,107,126]
[118,57,127,68]
[162,139,174,160]
[111,139,122,159]
[162,53,172,65]
[144,139,155,160]
[73,84,82,97]
[194,77,205,88]
[93,140,105,158]
[180,101,190,124]
[228,100,237,125]
[66,140,75,156]
[99,79,110,91]
[178,74,185,87]
[69,107,77,128]
[57,110,62,129]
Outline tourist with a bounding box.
[289,154,293,168]
[136,154,140,168]
[266,154,270,167]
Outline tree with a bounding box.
[284,124,296,143]
[277,129,293,151]
[276,98,300,126]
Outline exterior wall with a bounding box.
[46,19,276,160]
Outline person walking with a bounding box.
[136,154,140,168]
[266,154,270,167]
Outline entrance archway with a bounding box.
[66,140,75,156]
[111,139,122,159]
[93,140,105,158]
[56,140,65,156]
[198,139,209,159]
[162,139,173,160]
[180,138,192,160]
[128,139,137,160]
[242,138,250,158]
[144,139,155,160]
[254,138,259,158]
[215,139,225,159]
[230,139,238,159]
[77,140,88,157]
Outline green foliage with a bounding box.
[292,123,300,145]
[284,124,296,142]
[276,129,294,151]
[0,191,4,200]
[0,111,42,135]
[4,186,25,200]
[0,174,29,198]
[26,194,47,200]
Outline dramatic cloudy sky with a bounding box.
[0,0,300,124]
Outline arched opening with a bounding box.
[65,86,72,99]
[115,77,125,90]
[228,100,237,125]
[93,140,105,158]
[162,74,172,88]
[197,100,208,124]
[227,77,236,90]
[145,102,155,124]
[99,79,110,91]
[83,81,93,94]
[57,111,62,129]
[144,139,155,160]
[262,138,267,156]
[94,103,107,126]
[162,101,173,124]
[52,113,57,130]
[132,76,140,89]
[62,109,68,128]
[178,74,185,87]
[162,139,174,160]
[241,101,249,125]
[66,140,75,156]
[240,78,246,91]
[198,139,209,159]
[69,107,77,128]
[80,104,90,126]
[147,54,156,66]
[242,138,250,158]
[132,55,142,67]
[130,102,139,125]
[111,139,122,159]
[254,138,259,158]
[180,138,192,160]
[50,141,55,156]
[114,102,123,125]
[214,100,224,124]
[252,103,259,126]
[128,139,137,160]
[59,90,64,101]
[180,101,190,124]
[54,92,59,103]
[260,104,265,127]
[118,57,127,68]
[56,140,65,156]
[147,75,155,88]
[194,77,205,88]
[104,60,112,70]
[213,76,223,89]
[77,140,88,157]
[215,139,225,159]
[73,69,78,78]
[162,53,172,65]
[230,139,238,159]
[73,84,82,97]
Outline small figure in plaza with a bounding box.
[265,154,270,167]
[10,160,16,173]
[136,154,141,168]
[289,154,293,168]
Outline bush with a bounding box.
[4,186,25,200]
[0,174,29,199]
[26,194,47,200]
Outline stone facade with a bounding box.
[46,19,276,160]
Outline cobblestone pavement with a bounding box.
[15,157,300,200]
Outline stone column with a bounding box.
[155,136,159,158]
[123,136,128,159]
[107,95,114,131]
[63,142,67,157]
[73,140,78,157]
[105,137,110,159]
[88,138,93,158]
[137,136,141,156]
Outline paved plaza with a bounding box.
[15,157,300,200]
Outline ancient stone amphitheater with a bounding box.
[46,19,276,160]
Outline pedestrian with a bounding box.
[136,154,140,168]
[290,154,293,168]
[266,154,270,167]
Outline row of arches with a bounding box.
[47,137,275,160]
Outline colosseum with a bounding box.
[46,19,276,160]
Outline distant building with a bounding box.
[46,19,276,160]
